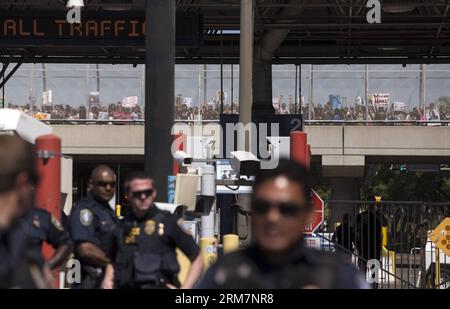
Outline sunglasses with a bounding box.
[94,181,116,188]
[251,198,308,217]
[130,189,154,199]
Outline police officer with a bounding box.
[20,207,73,271]
[196,159,367,289]
[104,172,203,289]
[68,165,120,289]
[0,134,49,289]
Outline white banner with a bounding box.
[89,91,100,105]
[42,90,52,105]
[393,101,406,112]
[369,93,390,108]
[122,96,138,108]
[184,97,193,107]
[98,111,109,120]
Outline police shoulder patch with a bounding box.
[80,209,94,226]
[51,216,64,231]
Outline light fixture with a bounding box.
[66,0,84,8]
[382,1,415,13]
[378,47,402,51]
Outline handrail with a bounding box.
[41,119,450,125]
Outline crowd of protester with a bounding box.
[6,102,143,121]
[5,95,450,124]
[274,101,450,122]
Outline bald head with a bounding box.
[89,165,116,203]
[89,165,115,182]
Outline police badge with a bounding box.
[144,220,156,235]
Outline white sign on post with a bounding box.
[42,90,52,105]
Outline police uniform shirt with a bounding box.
[25,207,72,253]
[0,228,13,288]
[69,194,119,263]
[1,221,48,289]
[120,206,199,260]
[196,241,368,289]
[115,206,199,286]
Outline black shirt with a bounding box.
[196,241,368,289]
[1,221,47,289]
[114,206,200,286]
[0,228,13,288]
[69,194,120,266]
[120,206,199,259]
[24,208,72,256]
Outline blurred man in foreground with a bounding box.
[0,134,49,288]
[197,159,367,289]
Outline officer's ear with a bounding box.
[151,180,157,198]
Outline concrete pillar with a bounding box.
[251,1,304,118]
[329,177,359,230]
[239,0,254,151]
[144,0,175,201]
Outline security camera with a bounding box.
[230,151,260,177]
[173,151,193,165]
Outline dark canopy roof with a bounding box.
[1,0,450,64]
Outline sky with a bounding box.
[3,63,450,109]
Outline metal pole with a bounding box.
[420,64,426,115]
[145,0,176,201]
[220,29,224,114]
[85,64,89,111]
[309,64,313,120]
[1,64,4,108]
[29,63,34,109]
[239,0,254,151]
[298,64,302,116]
[35,134,61,288]
[96,63,100,93]
[41,63,46,115]
[365,64,369,120]
[198,64,202,108]
[295,65,298,114]
[42,63,47,92]
[203,64,207,107]
[231,63,234,113]
[140,64,145,115]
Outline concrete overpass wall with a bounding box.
[52,124,450,159]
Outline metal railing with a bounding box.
[315,200,450,289]
[41,119,450,126]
